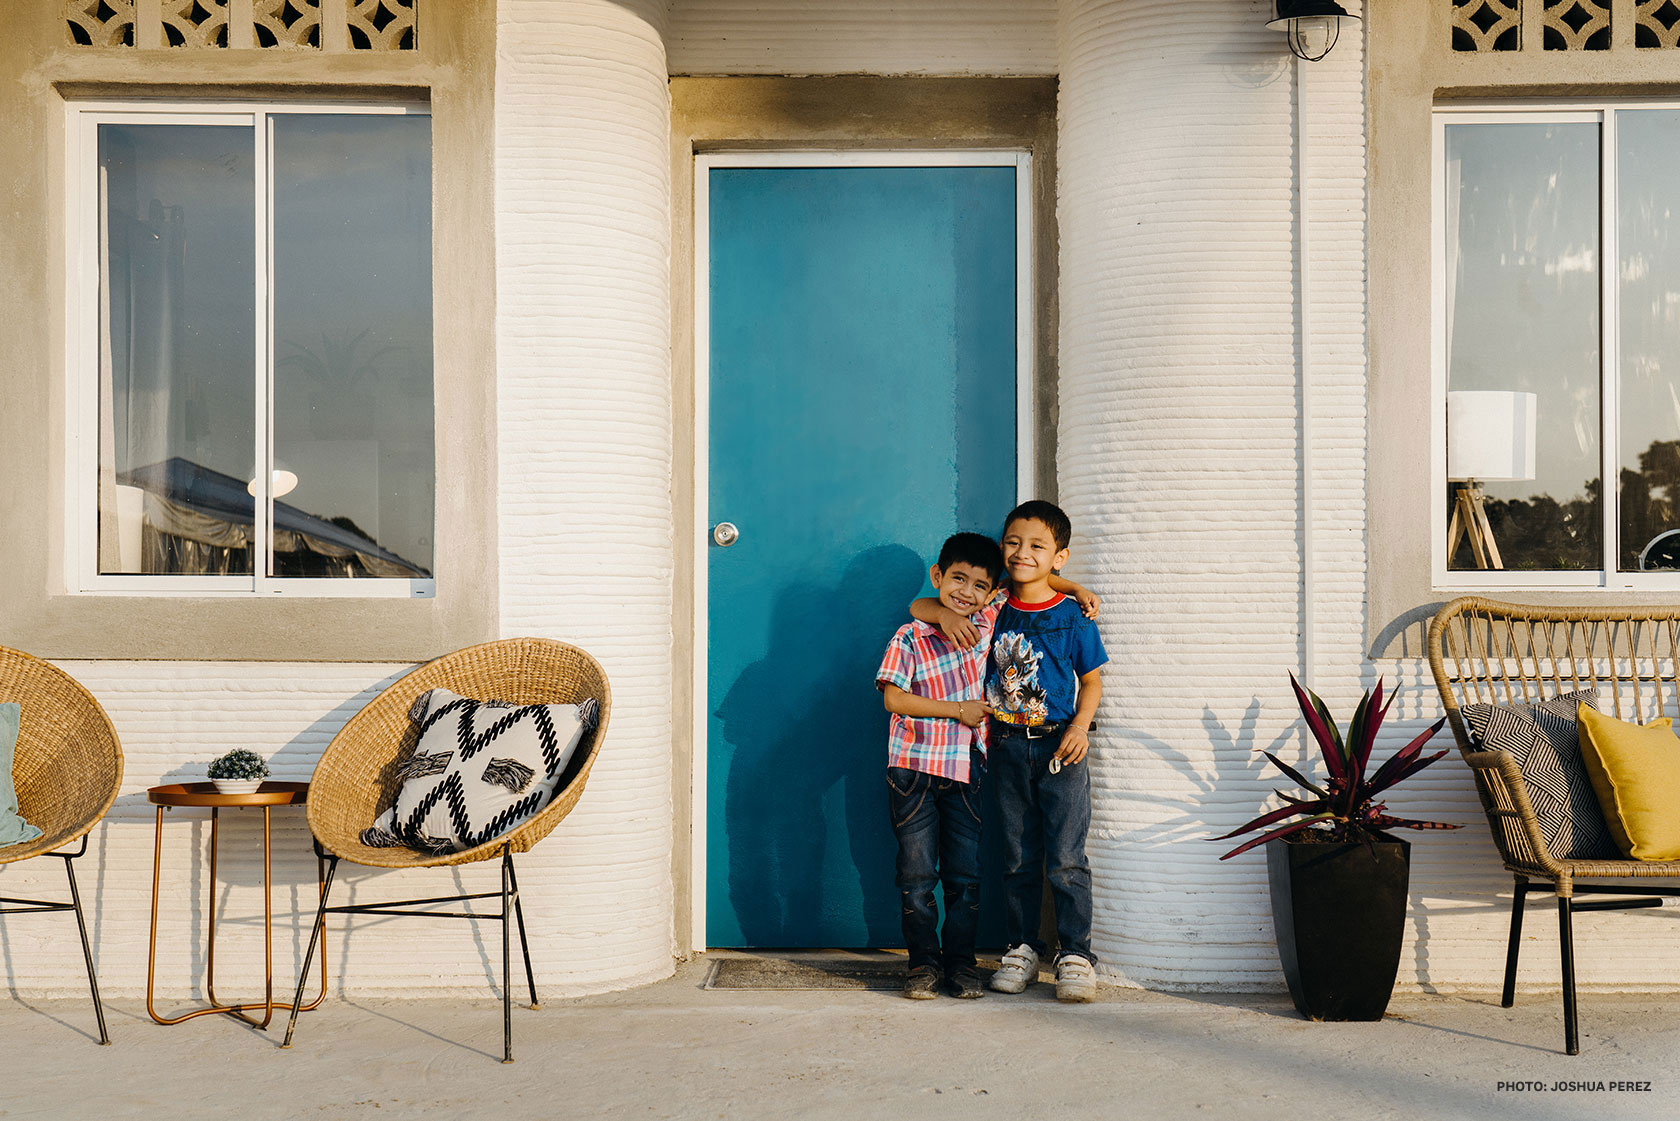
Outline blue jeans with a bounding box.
[990,723,1095,963]
[887,764,983,973]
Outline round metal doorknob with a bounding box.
[712,522,740,547]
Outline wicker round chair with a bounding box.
[0,645,124,1045]
[282,637,610,1063]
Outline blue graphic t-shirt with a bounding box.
[986,593,1108,726]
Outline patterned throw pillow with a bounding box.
[1461,689,1619,860]
[362,688,598,854]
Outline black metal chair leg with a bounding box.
[283,854,338,1049]
[62,854,110,1045]
[1502,877,1528,1008]
[506,856,539,1009]
[501,847,513,1064]
[1558,895,1579,1055]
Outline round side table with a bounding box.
[146,781,326,1028]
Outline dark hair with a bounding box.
[936,532,1005,584]
[1003,500,1072,551]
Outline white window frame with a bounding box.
[1433,100,1680,592]
[64,98,434,598]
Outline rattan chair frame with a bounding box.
[281,637,611,1063]
[0,644,123,1045]
[1428,596,1680,1055]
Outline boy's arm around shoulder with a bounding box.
[1048,572,1100,619]
[909,596,984,648]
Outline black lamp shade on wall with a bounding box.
[1267,0,1359,61]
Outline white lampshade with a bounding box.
[1447,391,1537,482]
[247,468,299,499]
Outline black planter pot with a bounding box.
[1266,831,1411,1021]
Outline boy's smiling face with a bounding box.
[1002,517,1070,591]
[929,561,997,618]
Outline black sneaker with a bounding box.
[947,966,985,999]
[903,965,941,1000]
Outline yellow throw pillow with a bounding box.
[1576,704,1680,861]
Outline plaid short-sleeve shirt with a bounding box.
[874,601,1001,783]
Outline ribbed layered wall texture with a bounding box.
[1059,0,1355,989]
[1057,1,1565,994]
[666,0,1056,75]
[493,0,676,992]
[0,663,416,997]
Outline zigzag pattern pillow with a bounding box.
[1462,689,1619,860]
[362,688,597,854]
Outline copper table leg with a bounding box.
[146,800,326,1027]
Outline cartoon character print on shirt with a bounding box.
[988,631,1049,726]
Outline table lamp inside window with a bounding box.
[1448,390,1538,570]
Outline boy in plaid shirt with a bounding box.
[876,532,1095,999]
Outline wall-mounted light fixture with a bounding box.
[1267,0,1359,62]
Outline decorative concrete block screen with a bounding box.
[1452,0,1680,50]
[1544,0,1611,50]
[65,0,416,50]
[1452,0,1522,49]
[1640,0,1680,47]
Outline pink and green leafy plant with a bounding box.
[1216,675,1459,860]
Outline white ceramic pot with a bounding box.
[211,778,265,795]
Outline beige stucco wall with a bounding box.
[0,1,498,664]
[1368,0,1680,654]
[666,0,1057,75]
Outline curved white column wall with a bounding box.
[1059,0,1335,988]
[494,0,676,993]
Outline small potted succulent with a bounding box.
[207,749,270,795]
[1215,675,1458,1021]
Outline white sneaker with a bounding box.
[988,944,1040,993]
[1055,955,1097,1003]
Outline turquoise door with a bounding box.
[705,160,1023,947]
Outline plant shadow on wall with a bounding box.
[1193,697,1302,828]
[715,545,925,947]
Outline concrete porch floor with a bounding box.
[6,953,1680,1121]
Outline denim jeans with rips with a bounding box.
[886,762,984,973]
[989,722,1096,964]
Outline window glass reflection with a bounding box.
[1618,110,1680,572]
[96,123,255,576]
[271,114,434,578]
[1444,122,1602,571]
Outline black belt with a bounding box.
[992,720,1063,740]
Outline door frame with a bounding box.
[690,149,1036,949]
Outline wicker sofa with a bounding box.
[1428,597,1680,1054]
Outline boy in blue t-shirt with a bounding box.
[914,500,1107,1002]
